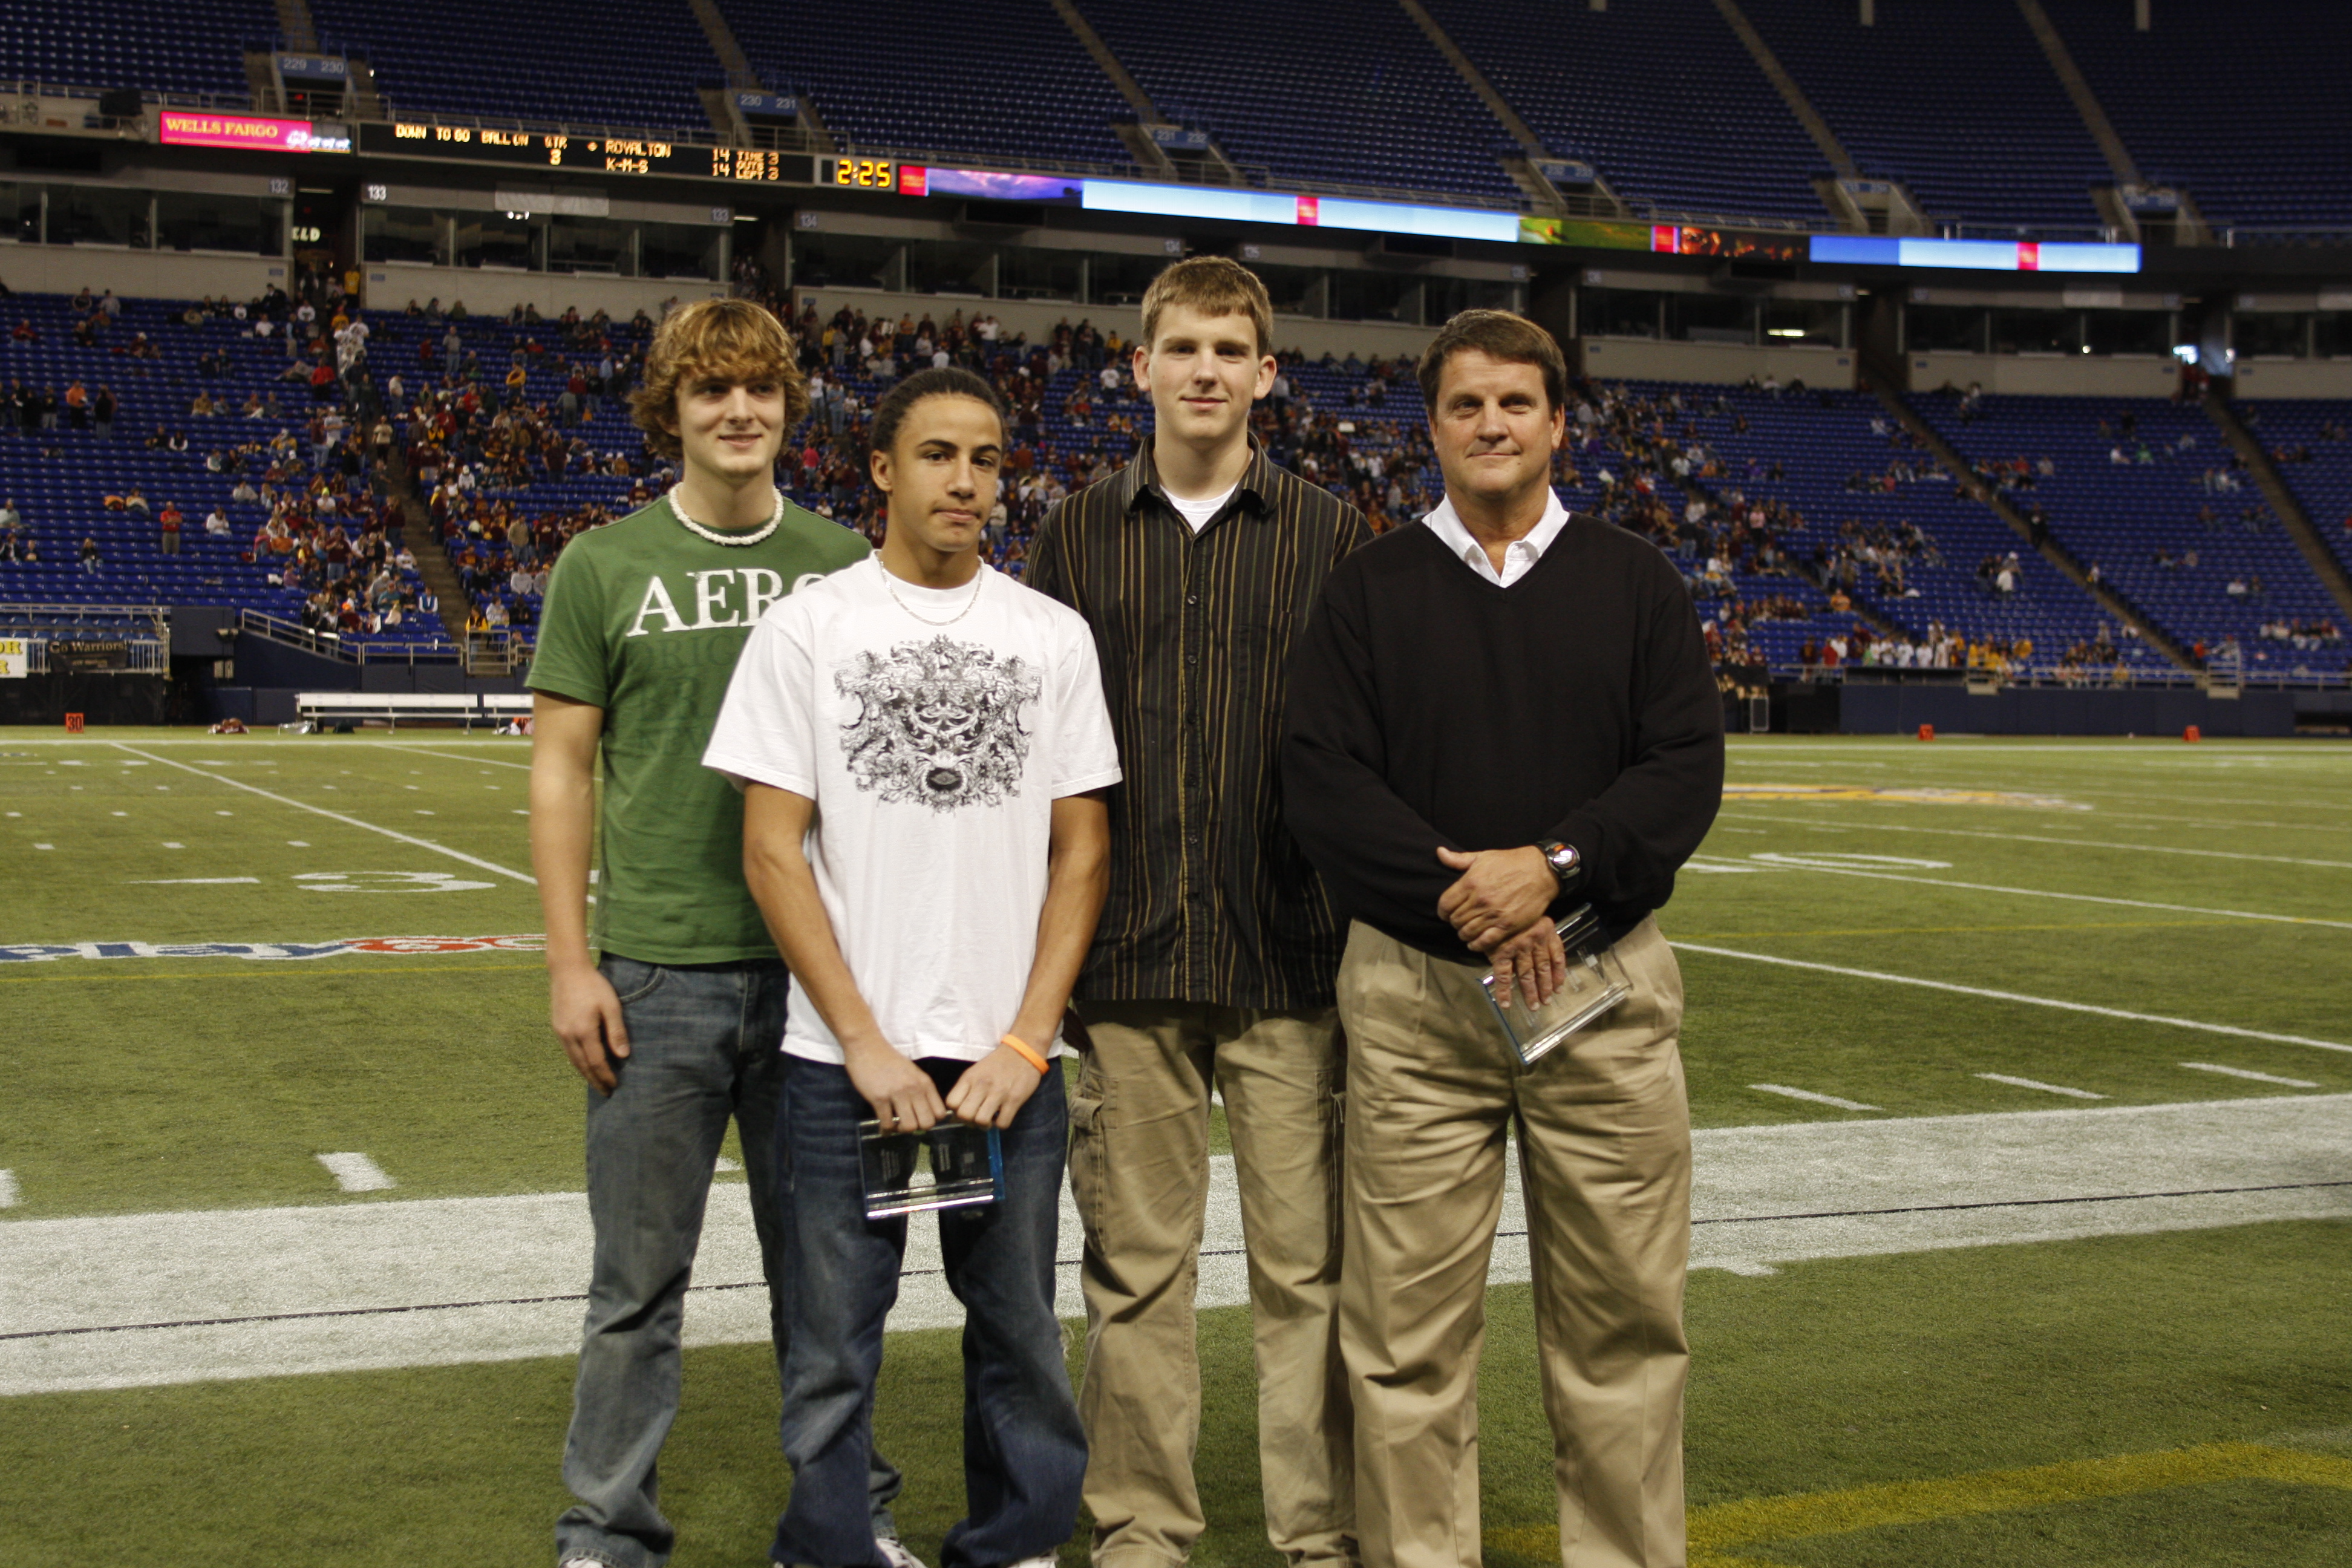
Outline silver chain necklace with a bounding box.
[667,483,784,546]
[877,556,985,626]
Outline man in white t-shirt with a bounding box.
[705,366,1118,1568]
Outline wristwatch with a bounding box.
[1537,838,1581,889]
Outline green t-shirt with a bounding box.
[527,494,869,964]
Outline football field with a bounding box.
[2,729,2347,1566]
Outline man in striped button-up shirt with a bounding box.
[1028,257,1373,1568]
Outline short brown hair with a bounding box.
[628,298,809,460]
[1416,309,1567,415]
[1140,256,1274,358]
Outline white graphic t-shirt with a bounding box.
[704,557,1122,1065]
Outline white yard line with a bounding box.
[2181,1062,2321,1089]
[1713,811,2352,870]
[1725,742,2339,756]
[1976,1073,2108,1100]
[2086,808,2352,835]
[4,1096,2344,1393]
[0,1172,16,1209]
[1670,942,2352,1054]
[386,744,533,773]
[1713,858,2352,931]
[1750,1084,1880,1111]
[108,744,535,887]
[3,738,528,749]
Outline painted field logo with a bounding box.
[0,935,546,963]
[1724,784,2085,809]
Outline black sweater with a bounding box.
[1281,513,1725,965]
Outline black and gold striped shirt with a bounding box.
[1029,439,1374,1010]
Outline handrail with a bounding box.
[240,607,356,662]
[0,601,169,633]
[1779,662,2348,690]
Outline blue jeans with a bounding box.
[557,955,902,1568]
[773,1056,1086,1568]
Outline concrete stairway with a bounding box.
[1873,383,2198,670]
[2203,393,2352,622]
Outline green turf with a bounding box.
[3,1222,2347,1567]
[9,732,2347,1214]
[5,730,2349,1565]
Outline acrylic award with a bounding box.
[1480,906,1632,1067]
[858,1118,1005,1221]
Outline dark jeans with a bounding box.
[557,955,902,1568]
[773,1056,1085,1568]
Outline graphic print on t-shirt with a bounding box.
[834,634,1040,812]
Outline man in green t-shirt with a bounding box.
[529,298,903,1568]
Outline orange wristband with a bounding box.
[999,1033,1051,1074]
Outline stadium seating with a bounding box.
[0,290,441,655]
[1630,379,2166,671]
[1909,391,2347,671]
[18,285,2334,686]
[2232,397,2352,586]
[2042,0,2352,232]
[306,0,721,131]
[719,0,1132,169]
[1073,0,1521,200]
[1739,0,2112,234]
[0,0,273,99]
[1419,0,1828,225]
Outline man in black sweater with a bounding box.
[1282,310,1722,1568]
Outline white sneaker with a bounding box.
[560,1558,608,1568]
[1001,1557,1057,1568]
[875,1537,931,1568]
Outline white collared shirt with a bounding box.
[1421,491,1571,588]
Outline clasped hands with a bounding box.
[1437,844,1567,1009]
[844,1034,1045,1133]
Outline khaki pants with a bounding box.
[1336,919,1691,1568]
[1069,1001,1355,1567]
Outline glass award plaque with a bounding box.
[858,1119,1004,1221]
[1480,907,1633,1067]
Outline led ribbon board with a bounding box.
[1079,179,1521,244]
[158,112,349,153]
[1809,235,2141,273]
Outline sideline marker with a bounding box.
[63,713,83,733]
[1918,723,1935,741]
[316,1152,396,1192]
[2184,725,2201,743]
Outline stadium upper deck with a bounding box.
[9,0,2352,237]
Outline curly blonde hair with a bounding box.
[628,298,809,460]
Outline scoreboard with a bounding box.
[357,122,815,185]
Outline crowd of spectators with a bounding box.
[341,287,2348,688]
[1,266,443,644]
